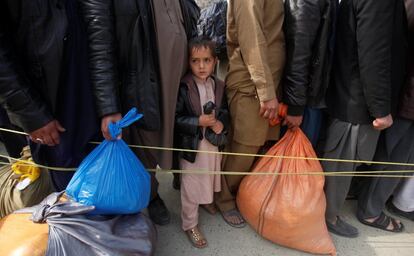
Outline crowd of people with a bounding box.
[0,0,413,251]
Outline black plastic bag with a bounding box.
[203,101,227,147]
[197,0,228,60]
[180,0,201,40]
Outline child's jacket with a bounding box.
[175,73,230,163]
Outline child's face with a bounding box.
[189,46,217,81]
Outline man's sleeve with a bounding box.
[283,0,321,116]
[0,27,52,132]
[79,0,120,117]
[356,0,394,118]
[233,0,284,102]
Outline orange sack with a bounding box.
[0,213,48,256]
[237,129,336,255]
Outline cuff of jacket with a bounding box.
[3,91,54,133]
[371,110,391,119]
[256,86,277,102]
[188,117,200,136]
[97,106,121,118]
[287,105,305,116]
[8,110,53,133]
[369,105,391,119]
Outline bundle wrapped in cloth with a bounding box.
[237,129,336,255]
[0,146,53,218]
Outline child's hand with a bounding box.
[210,120,224,134]
[199,114,217,127]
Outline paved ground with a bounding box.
[153,172,414,256]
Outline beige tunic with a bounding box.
[226,0,285,146]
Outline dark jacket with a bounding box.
[0,0,67,132]
[283,0,338,115]
[175,74,229,163]
[0,1,101,178]
[80,0,161,130]
[328,0,408,124]
[400,0,414,120]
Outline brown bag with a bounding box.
[0,213,48,256]
[237,129,336,255]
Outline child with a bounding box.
[175,37,229,248]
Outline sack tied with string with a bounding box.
[66,108,151,215]
[237,129,336,255]
[0,146,54,218]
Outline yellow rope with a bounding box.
[3,127,414,167]
[93,142,414,167]
[0,127,29,136]
[1,154,414,178]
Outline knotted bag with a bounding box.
[237,129,336,255]
[66,108,151,215]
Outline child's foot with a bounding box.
[186,226,208,249]
[201,203,218,215]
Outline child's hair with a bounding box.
[188,36,217,58]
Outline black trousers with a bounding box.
[123,126,160,201]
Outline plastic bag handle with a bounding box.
[108,108,143,139]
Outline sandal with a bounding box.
[201,203,218,215]
[185,226,208,249]
[221,209,246,228]
[387,201,414,221]
[358,212,404,233]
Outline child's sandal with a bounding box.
[186,226,208,249]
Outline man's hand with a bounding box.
[199,114,217,127]
[373,114,393,131]
[259,98,279,120]
[29,120,66,146]
[101,113,122,140]
[210,120,224,134]
[284,115,303,130]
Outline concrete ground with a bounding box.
[153,172,414,256]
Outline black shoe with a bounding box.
[326,216,359,238]
[148,195,170,225]
[387,201,414,221]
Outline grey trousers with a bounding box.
[321,119,380,221]
[357,118,414,219]
[393,178,414,212]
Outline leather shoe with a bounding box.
[326,216,359,238]
[148,195,170,225]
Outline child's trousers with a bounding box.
[181,188,200,231]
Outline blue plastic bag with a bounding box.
[66,108,151,215]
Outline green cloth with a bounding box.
[0,164,54,218]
